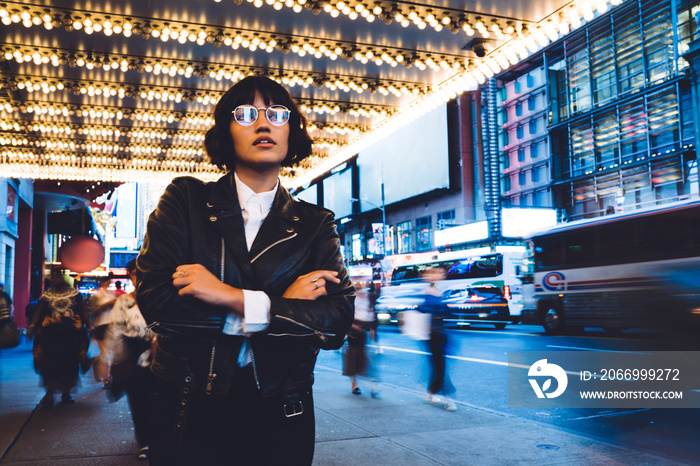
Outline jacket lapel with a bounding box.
[204,173,255,282]
[248,186,300,264]
[203,174,302,286]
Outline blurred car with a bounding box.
[374,282,428,324]
[442,285,511,329]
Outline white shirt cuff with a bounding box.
[242,289,271,333]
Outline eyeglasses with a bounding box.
[232,104,290,126]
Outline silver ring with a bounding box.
[313,278,319,289]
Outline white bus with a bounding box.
[521,199,700,334]
[375,251,525,328]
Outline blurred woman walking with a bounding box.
[29,269,92,407]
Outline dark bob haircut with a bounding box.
[205,76,313,170]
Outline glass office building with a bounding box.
[495,0,700,221]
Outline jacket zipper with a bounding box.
[269,315,336,343]
[220,237,225,281]
[236,235,262,388]
[205,344,217,395]
[205,237,226,395]
[249,344,261,389]
[250,233,298,264]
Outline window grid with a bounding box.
[647,87,679,153]
[619,100,649,164]
[593,110,619,170]
[437,210,456,230]
[498,0,695,220]
[590,20,616,105]
[566,43,593,115]
[397,221,412,254]
[415,216,432,252]
[642,0,675,85]
[615,6,646,97]
[570,120,595,177]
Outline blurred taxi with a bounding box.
[443,285,511,329]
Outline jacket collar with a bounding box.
[205,172,240,211]
[204,172,302,268]
[204,172,298,222]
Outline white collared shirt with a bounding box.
[223,172,276,364]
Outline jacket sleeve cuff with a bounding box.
[242,289,271,333]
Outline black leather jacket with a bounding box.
[136,173,354,397]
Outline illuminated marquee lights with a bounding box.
[0,2,465,71]
[0,44,428,98]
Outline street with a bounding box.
[316,324,700,464]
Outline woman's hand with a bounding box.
[173,264,244,315]
[282,270,340,300]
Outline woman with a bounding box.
[136,76,355,465]
[29,269,91,408]
[419,267,457,412]
[343,281,380,397]
[107,259,153,461]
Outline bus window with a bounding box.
[390,266,419,283]
[446,255,501,279]
[637,212,693,261]
[535,234,564,269]
[598,221,635,264]
[564,230,595,266]
[473,256,502,277]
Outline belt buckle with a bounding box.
[283,399,304,418]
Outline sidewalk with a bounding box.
[0,336,688,465]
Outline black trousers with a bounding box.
[148,364,315,466]
[124,366,151,448]
[426,331,455,396]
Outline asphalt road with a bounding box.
[316,323,700,464]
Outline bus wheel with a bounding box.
[543,307,564,334]
[494,323,507,330]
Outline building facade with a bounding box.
[0,177,34,328]
[320,93,491,267]
[495,0,700,221]
[324,0,700,268]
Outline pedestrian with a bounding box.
[0,283,20,350]
[113,280,127,296]
[419,267,457,412]
[136,75,355,466]
[25,299,39,327]
[88,276,116,389]
[343,281,380,398]
[0,282,12,315]
[106,259,154,461]
[28,269,92,408]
